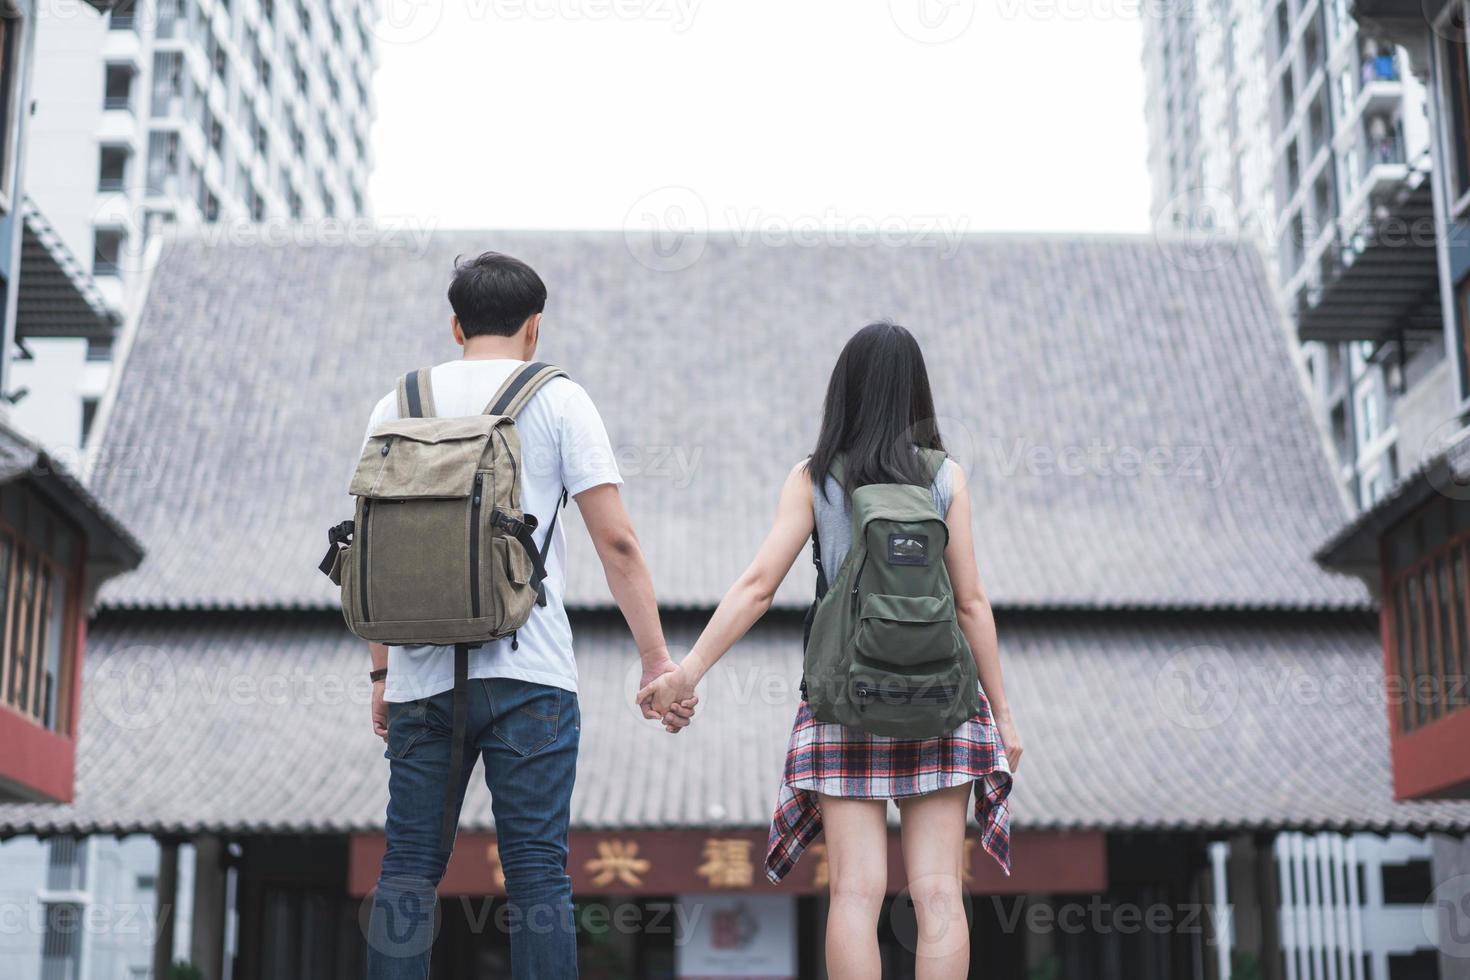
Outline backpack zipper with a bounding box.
[853,682,958,707]
[359,500,371,621]
[469,473,483,618]
[496,427,518,506]
[849,553,868,614]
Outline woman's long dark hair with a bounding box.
[810,321,945,498]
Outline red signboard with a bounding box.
[348,829,1106,897]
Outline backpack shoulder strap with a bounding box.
[484,361,567,418]
[396,368,437,418]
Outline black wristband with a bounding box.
[370,668,387,683]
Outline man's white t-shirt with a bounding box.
[357,359,621,702]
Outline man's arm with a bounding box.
[575,483,694,729]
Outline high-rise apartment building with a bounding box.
[10,0,376,450]
[1143,0,1436,509]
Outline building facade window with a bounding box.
[93,229,124,276]
[1384,497,1470,735]
[97,145,128,191]
[0,486,81,734]
[103,63,132,111]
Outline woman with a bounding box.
[639,321,1022,979]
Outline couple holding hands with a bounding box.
[347,250,1021,980]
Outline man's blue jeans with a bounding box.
[366,677,580,979]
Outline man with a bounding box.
[363,251,693,978]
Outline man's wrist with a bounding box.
[639,647,673,670]
[369,668,387,683]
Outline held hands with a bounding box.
[638,662,698,724]
[639,654,700,734]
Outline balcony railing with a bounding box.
[1296,152,1441,342]
[1366,132,1407,170]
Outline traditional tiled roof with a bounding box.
[3,612,1466,836]
[91,232,1367,612]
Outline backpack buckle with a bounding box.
[492,511,527,537]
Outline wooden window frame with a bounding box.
[0,497,84,734]
[1383,526,1470,734]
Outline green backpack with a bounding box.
[801,449,981,739]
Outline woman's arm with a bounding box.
[638,462,815,715]
[944,466,1024,771]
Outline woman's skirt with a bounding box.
[764,689,1013,884]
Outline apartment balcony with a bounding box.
[1297,153,1441,343]
[1351,0,1451,50]
[1355,56,1405,118]
[100,24,141,68]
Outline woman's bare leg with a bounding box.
[819,794,889,980]
[898,783,973,980]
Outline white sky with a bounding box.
[368,0,1152,234]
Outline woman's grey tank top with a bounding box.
[812,459,956,577]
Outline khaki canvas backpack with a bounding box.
[318,361,568,847]
[319,361,566,647]
[801,449,980,739]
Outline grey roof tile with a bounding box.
[3,612,1467,836]
[90,232,1367,612]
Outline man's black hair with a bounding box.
[447,251,548,338]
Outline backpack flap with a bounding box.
[350,415,505,499]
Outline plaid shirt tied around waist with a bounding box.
[764,689,1013,884]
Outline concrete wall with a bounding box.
[1392,353,1457,476]
[7,337,110,456]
